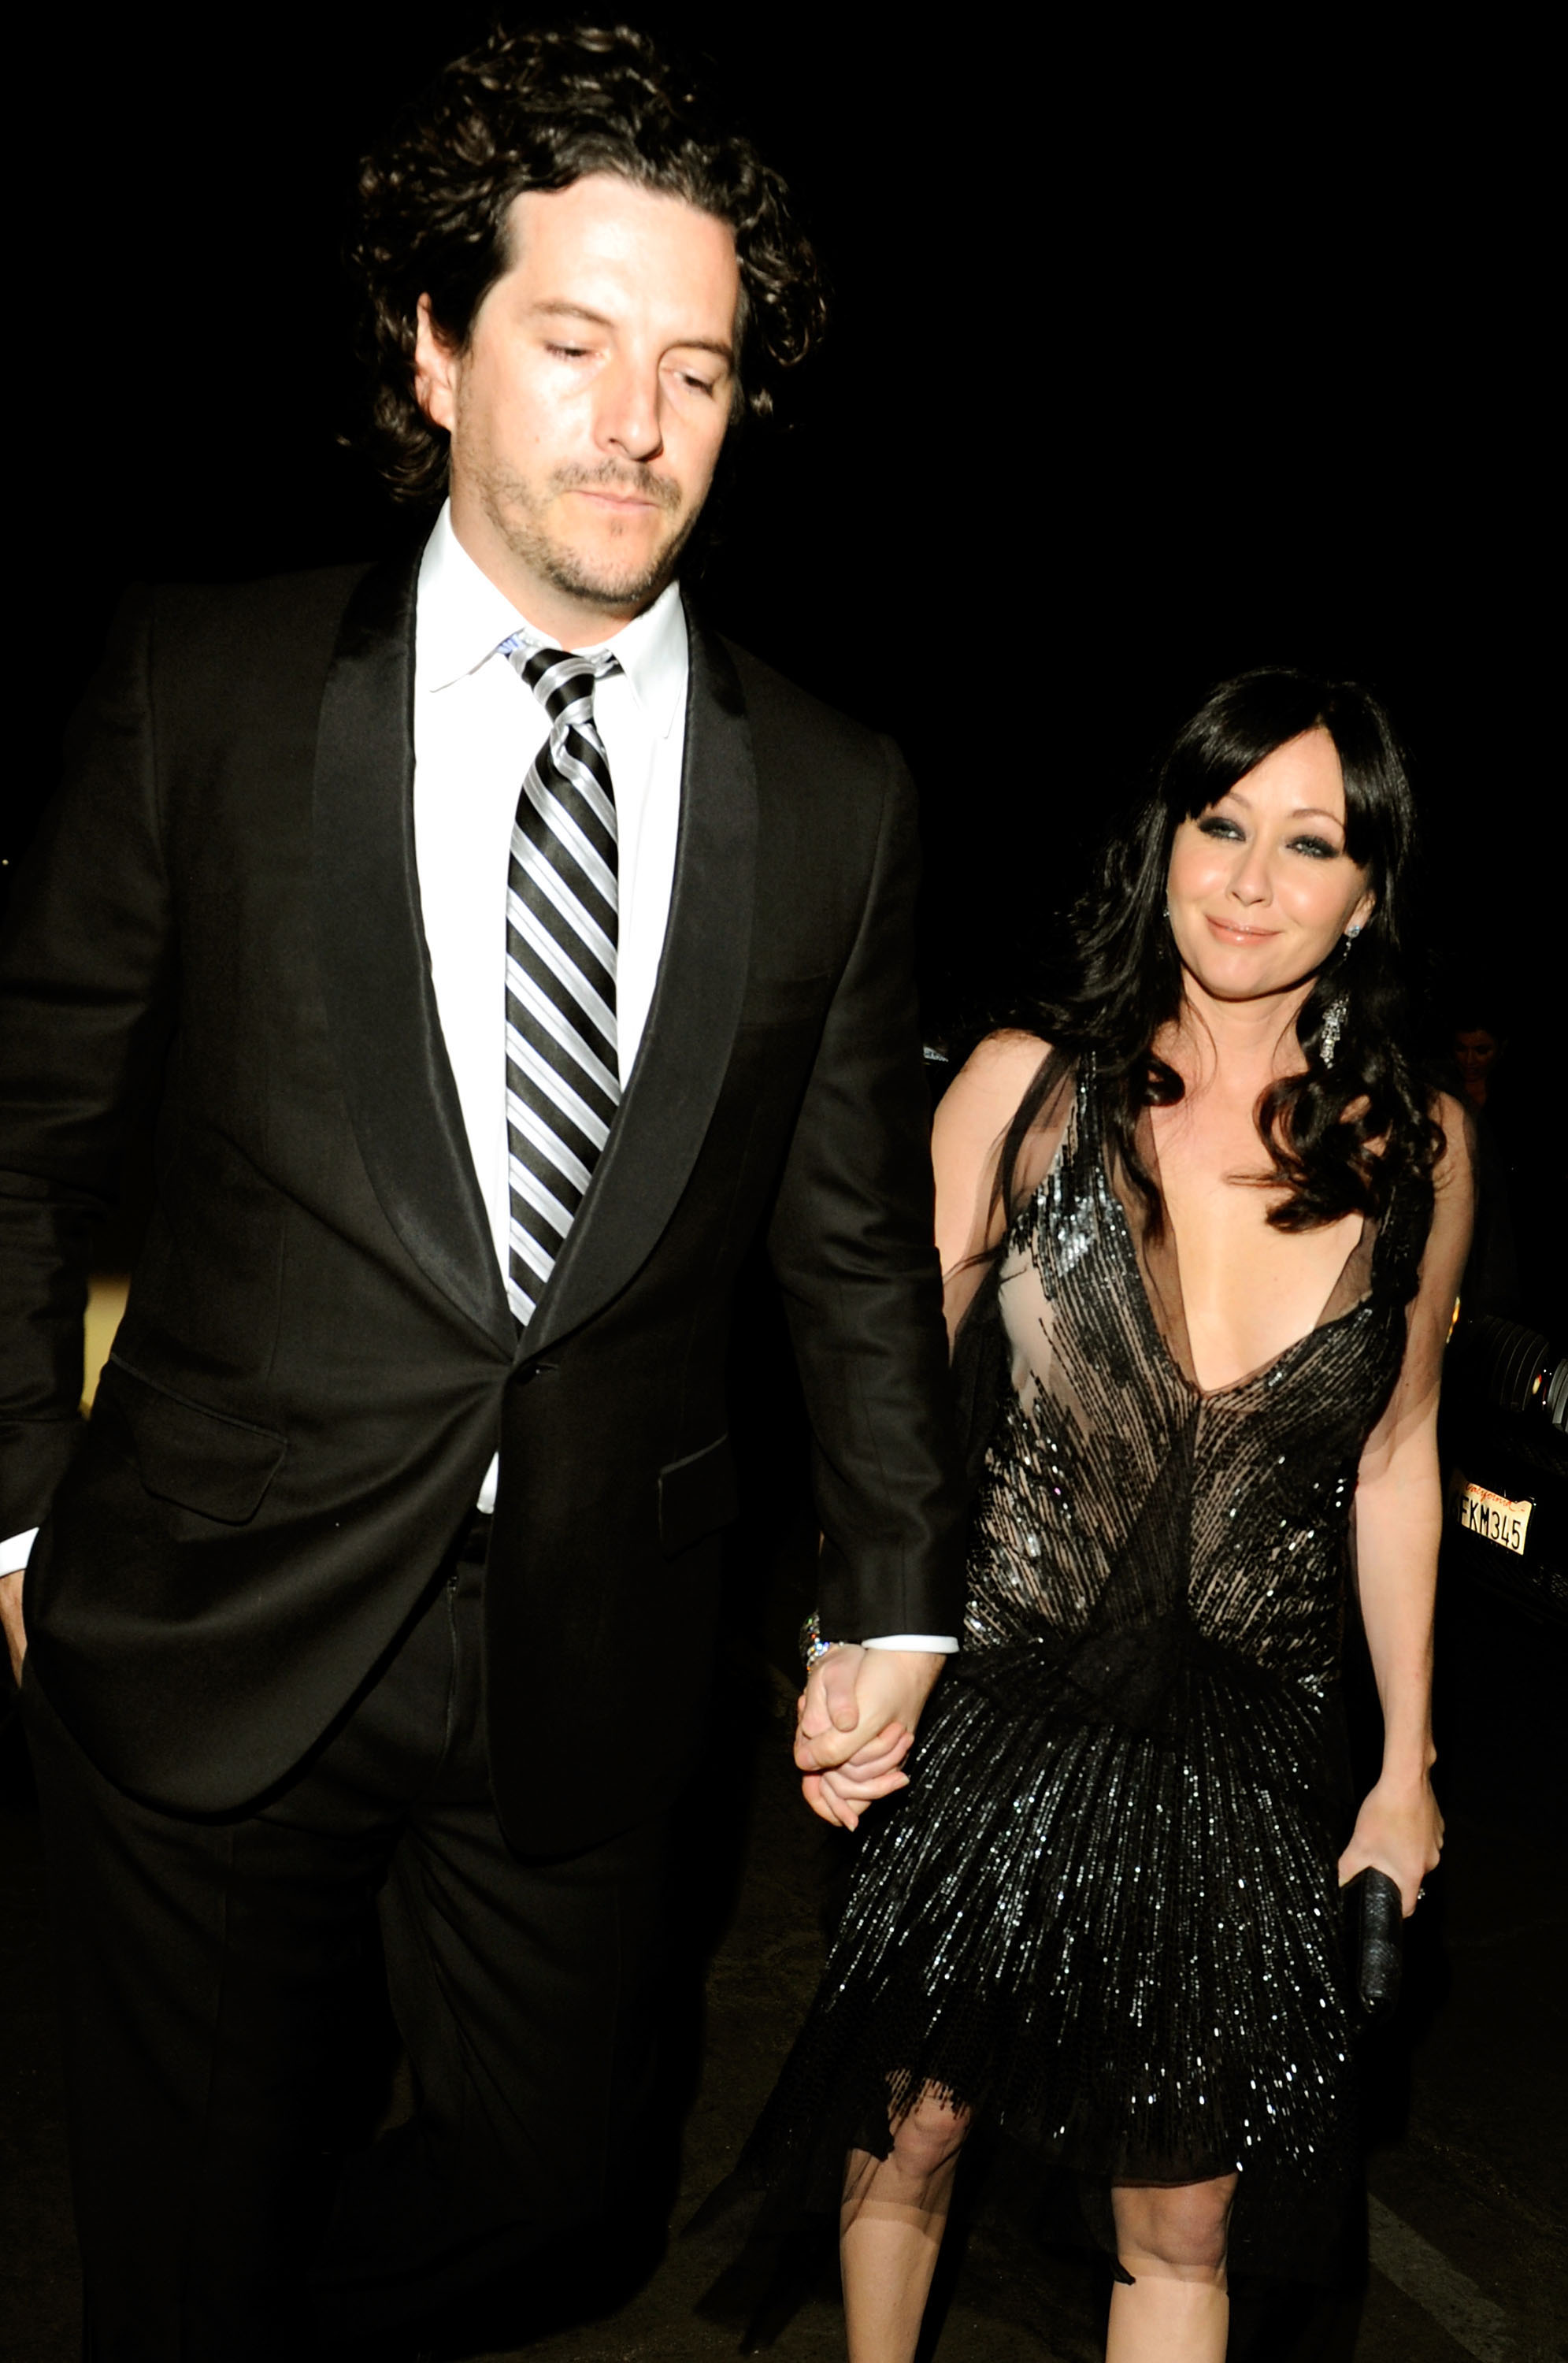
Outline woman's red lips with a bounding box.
[1204,915,1280,942]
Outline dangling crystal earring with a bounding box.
[1320,997,1347,1069]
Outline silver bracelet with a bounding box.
[799,1609,857,1670]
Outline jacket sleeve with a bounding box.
[0,589,176,1534]
[765,737,967,1641]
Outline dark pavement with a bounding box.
[3,1548,1565,2362]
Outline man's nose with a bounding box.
[596,361,664,463]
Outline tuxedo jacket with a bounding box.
[0,549,965,1853]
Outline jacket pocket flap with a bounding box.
[98,1359,287,1525]
[658,1434,738,1559]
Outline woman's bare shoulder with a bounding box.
[932,1033,1056,1268]
[950,1029,1055,1106]
[932,1033,1057,1209]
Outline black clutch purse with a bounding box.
[1342,1867,1404,2024]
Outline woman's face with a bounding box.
[1166,729,1376,1006]
[1453,1028,1499,1104]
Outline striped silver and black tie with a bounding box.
[502,637,622,1329]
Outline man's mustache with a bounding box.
[550,462,681,513]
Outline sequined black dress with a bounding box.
[729,1066,1431,2283]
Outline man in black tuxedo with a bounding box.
[0,22,962,2360]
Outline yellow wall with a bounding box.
[82,1276,128,1411]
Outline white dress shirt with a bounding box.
[3,506,954,1653]
[413,503,688,1272]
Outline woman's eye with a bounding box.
[1196,816,1242,840]
[1289,836,1338,859]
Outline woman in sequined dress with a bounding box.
[726,671,1472,2363]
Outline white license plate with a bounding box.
[1451,1471,1534,1556]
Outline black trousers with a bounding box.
[22,1521,670,2361]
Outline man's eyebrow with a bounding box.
[528,300,613,328]
[528,299,733,364]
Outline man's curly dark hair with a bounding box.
[352,20,828,504]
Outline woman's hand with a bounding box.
[799,1719,914,1831]
[795,1641,943,1827]
[1337,1771,1444,1916]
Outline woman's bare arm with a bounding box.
[805,1033,1051,1829]
[931,1031,1052,1344]
[1339,1095,1474,1912]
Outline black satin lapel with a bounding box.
[526,619,757,1356]
[312,548,513,1354]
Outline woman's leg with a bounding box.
[840,2088,971,2363]
[1106,2174,1237,2363]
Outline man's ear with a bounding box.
[413,295,461,431]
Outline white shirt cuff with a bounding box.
[862,1633,958,1653]
[2,1529,38,1576]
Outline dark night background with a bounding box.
[13,6,1556,1073]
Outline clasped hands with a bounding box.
[794,1645,946,1829]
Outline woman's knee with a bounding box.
[1112,2174,1236,2277]
[888,2091,970,2183]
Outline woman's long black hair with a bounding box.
[994,668,1441,1238]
